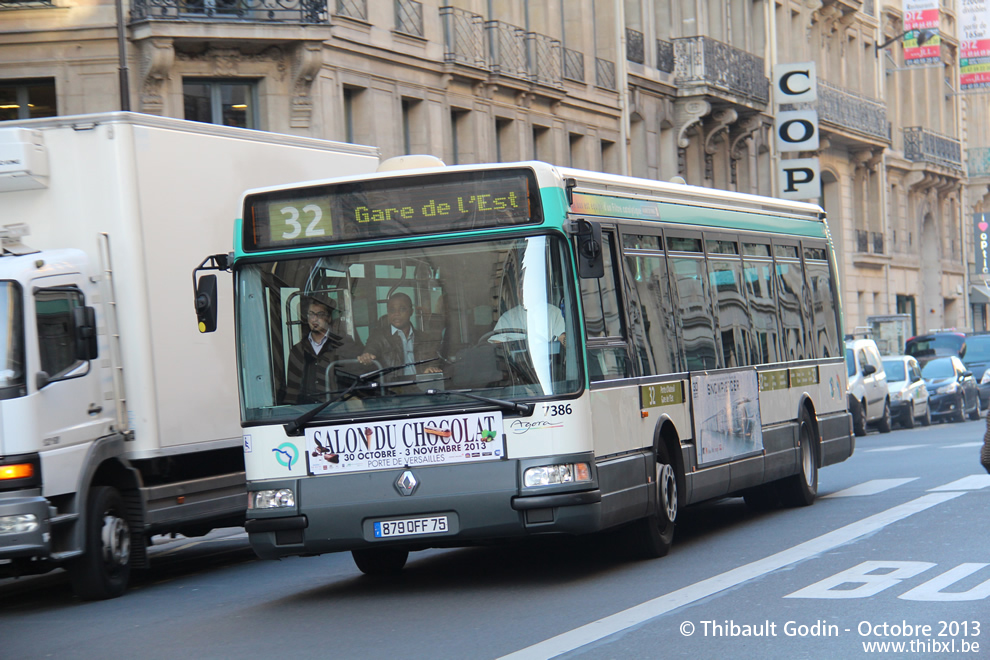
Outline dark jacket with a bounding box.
[283,331,363,405]
[362,325,442,373]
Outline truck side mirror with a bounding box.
[574,219,604,279]
[195,274,218,333]
[73,305,98,361]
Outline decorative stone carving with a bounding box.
[674,98,711,149]
[139,38,174,116]
[290,42,323,129]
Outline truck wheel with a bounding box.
[352,547,408,575]
[877,399,892,434]
[68,486,132,600]
[631,444,677,558]
[778,410,818,507]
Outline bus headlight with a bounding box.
[249,489,295,509]
[0,514,39,535]
[523,463,592,488]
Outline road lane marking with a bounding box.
[942,442,983,448]
[498,492,965,660]
[928,475,990,491]
[822,478,917,498]
[862,445,927,453]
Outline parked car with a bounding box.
[921,355,981,423]
[904,330,967,367]
[845,337,891,436]
[961,332,990,408]
[882,355,931,428]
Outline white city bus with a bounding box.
[195,160,853,574]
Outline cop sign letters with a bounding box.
[774,62,821,200]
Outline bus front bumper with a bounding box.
[246,456,602,559]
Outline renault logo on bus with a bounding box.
[395,470,418,496]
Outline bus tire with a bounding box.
[68,486,132,600]
[634,444,677,559]
[352,547,408,576]
[778,410,818,507]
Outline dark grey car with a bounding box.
[961,333,990,408]
[921,356,981,423]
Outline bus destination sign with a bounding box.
[243,169,540,251]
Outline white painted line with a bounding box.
[928,475,990,491]
[942,442,984,448]
[822,478,917,498]
[863,445,926,453]
[498,492,964,660]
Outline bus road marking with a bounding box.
[862,445,928,453]
[822,478,917,498]
[498,491,965,660]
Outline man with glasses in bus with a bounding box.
[283,294,364,405]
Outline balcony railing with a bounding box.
[969,147,990,177]
[596,57,617,91]
[656,38,675,73]
[335,0,365,20]
[903,127,963,170]
[563,47,584,83]
[440,8,562,87]
[626,28,644,64]
[394,0,423,37]
[441,6,486,68]
[1,0,54,7]
[672,36,769,104]
[131,0,327,22]
[528,32,562,87]
[486,20,528,78]
[815,78,890,143]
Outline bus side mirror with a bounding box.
[73,305,98,361]
[195,274,218,333]
[574,219,604,279]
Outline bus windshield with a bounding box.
[236,234,581,423]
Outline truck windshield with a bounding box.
[236,234,581,423]
[0,282,25,400]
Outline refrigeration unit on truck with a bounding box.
[0,112,379,599]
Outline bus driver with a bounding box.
[283,294,364,405]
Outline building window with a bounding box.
[0,79,56,121]
[451,108,469,165]
[183,80,257,129]
[495,117,516,162]
[532,125,550,161]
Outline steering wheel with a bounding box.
[481,328,529,345]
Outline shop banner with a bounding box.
[976,213,990,275]
[904,0,941,65]
[961,0,990,89]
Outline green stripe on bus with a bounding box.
[759,369,789,391]
[641,381,684,408]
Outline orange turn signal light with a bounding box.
[0,463,34,480]
[575,462,592,482]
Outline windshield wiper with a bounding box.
[284,357,440,436]
[423,388,533,414]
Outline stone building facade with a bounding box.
[2,0,988,337]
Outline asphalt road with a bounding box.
[2,417,987,660]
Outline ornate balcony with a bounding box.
[969,147,990,177]
[815,78,890,145]
[672,36,769,106]
[441,6,486,68]
[486,20,528,79]
[903,127,963,171]
[527,32,562,88]
[130,0,327,23]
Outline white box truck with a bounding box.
[0,113,379,599]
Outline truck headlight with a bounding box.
[0,514,39,535]
[249,489,295,509]
[937,382,959,395]
[523,463,592,488]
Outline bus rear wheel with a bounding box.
[633,444,677,559]
[352,547,408,576]
[778,411,818,507]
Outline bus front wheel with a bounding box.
[634,444,677,559]
[352,547,408,576]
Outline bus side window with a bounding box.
[804,246,840,359]
[579,232,631,382]
[774,244,808,361]
[669,253,717,371]
[623,251,680,375]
